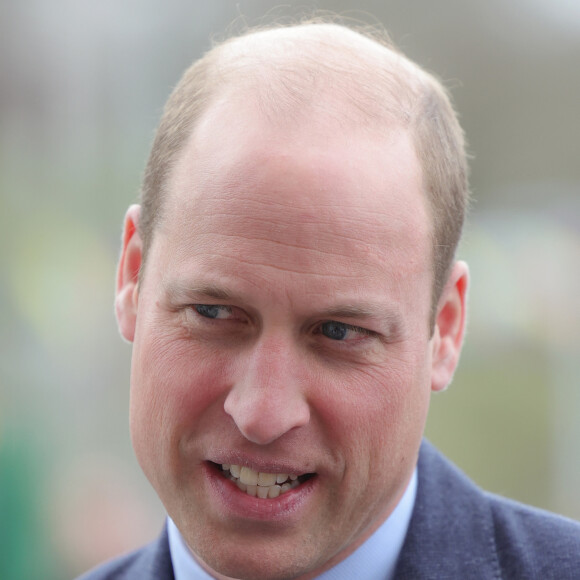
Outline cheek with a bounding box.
[129,330,232,463]
[308,358,431,531]
[315,350,432,462]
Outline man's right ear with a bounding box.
[115,205,142,343]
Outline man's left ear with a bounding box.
[431,261,469,392]
[115,205,142,343]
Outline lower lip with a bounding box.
[204,463,317,522]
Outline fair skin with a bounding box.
[115,93,468,579]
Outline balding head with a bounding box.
[207,24,422,126]
[138,21,469,326]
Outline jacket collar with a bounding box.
[394,440,501,579]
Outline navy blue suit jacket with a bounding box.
[78,441,580,579]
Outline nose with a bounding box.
[224,336,310,445]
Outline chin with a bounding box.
[192,537,325,580]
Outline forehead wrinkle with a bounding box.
[184,200,424,259]
[205,229,382,260]
[171,179,427,268]
[186,220,428,283]
[213,251,365,280]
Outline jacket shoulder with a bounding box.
[76,526,173,580]
[395,441,580,580]
[489,492,580,579]
[76,549,147,580]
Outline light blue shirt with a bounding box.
[168,468,417,580]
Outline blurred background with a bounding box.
[1,1,579,578]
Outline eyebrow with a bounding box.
[318,304,385,320]
[163,280,235,303]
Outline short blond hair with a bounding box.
[139,20,469,327]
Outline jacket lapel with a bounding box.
[130,524,175,580]
[394,440,501,579]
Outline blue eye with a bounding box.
[194,304,231,319]
[319,321,372,342]
[320,321,350,341]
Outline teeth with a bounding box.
[239,466,258,486]
[222,464,303,498]
[258,472,277,486]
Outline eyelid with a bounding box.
[191,303,234,320]
[317,320,375,342]
[326,320,373,333]
[345,323,372,335]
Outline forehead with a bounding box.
[170,96,426,224]
[153,96,431,298]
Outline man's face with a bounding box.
[123,99,441,580]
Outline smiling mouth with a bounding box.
[213,463,315,499]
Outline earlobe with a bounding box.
[431,261,469,392]
[115,205,143,343]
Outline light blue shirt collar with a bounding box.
[168,468,417,580]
